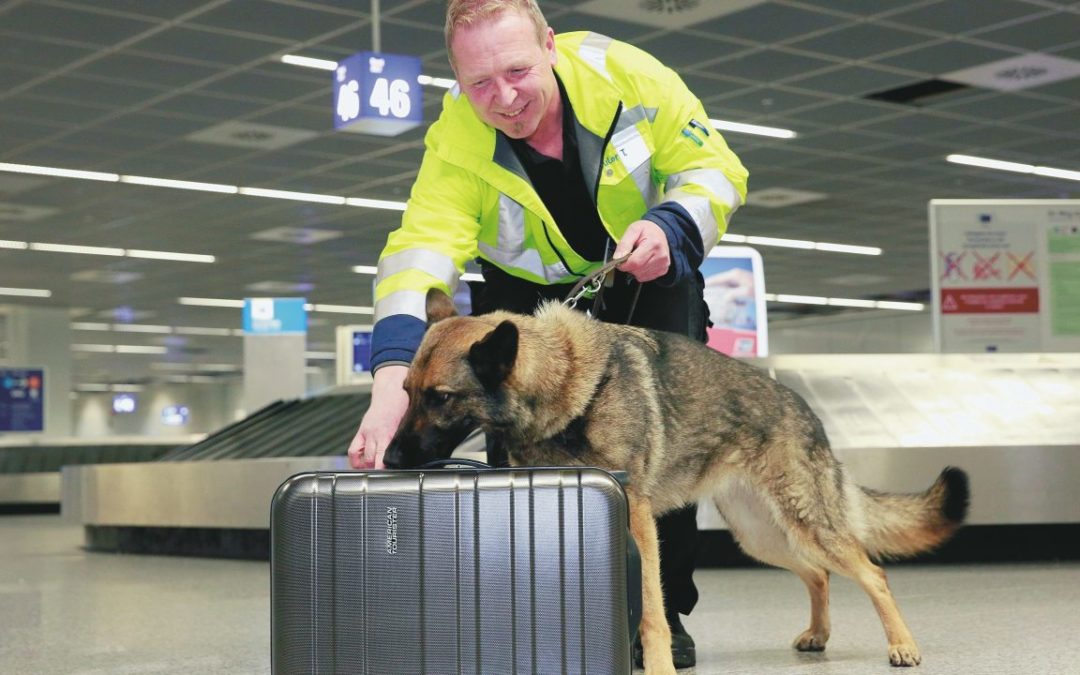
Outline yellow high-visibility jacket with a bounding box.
[371,31,748,368]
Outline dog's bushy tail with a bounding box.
[857,467,970,560]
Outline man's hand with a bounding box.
[347,365,409,469]
[612,219,671,283]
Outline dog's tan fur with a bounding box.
[384,292,970,674]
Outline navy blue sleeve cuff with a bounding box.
[370,314,427,370]
[642,201,704,287]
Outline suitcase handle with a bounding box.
[419,458,494,470]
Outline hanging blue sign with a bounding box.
[242,298,308,335]
[334,51,423,136]
[0,368,45,432]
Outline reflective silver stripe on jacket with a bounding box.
[374,289,427,323]
[663,189,720,251]
[378,248,460,289]
[615,104,658,132]
[578,33,613,80]
[480,193,570,282]
[665,169,741,248]
[666,168,742,212]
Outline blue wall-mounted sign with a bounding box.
[0,368,45,432]
[334,51,423,136]
[242,298,308,335]
[351,329,373,373]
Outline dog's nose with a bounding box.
[382,443,402,469]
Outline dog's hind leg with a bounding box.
[790,566,830,652]
[711,488,832,653]
[826,544,920,666]
[627,494,677,675]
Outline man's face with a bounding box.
[450,9,558,142]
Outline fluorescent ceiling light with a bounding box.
[72,344,117,353]
[0,286,52,298]
[747,236,815,250]
[946,154,1080,182]
[30,242,124,256]
[120,175,237,194]
[73,322,240,336]
[126,250,216,263]
[764,294,924,312]
[179,297,373,315]
[710,119,796,139]
[344,197,407,211]
[282,55,456,88]
[722,233,880,256]
[237,187,346,205]
[16,239,214,263]
[0,162,406,212]
[178,297,246,308]
[305,351,337,360]
[814,242,882,255]
[281,54,337,70]
[0,161,119,182]
[417,74,456,89]
[115,345,168,354]
[111,324,171,334]
[306,303,374,315]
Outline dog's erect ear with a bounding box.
[467,320,518,391]
[425,287,458,326]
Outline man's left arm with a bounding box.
[617,65,749,284]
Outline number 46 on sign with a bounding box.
[334,51,423,137]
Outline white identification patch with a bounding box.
[613,129,650,172]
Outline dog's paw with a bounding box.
[888,643,921,667]
[793,629,828,652]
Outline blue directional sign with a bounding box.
[334,51,423,136]
[352,329,373,373]
[242,298,308,335]
[0,368,45,432]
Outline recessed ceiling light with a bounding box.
[946,154,1080,182]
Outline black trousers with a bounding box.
[473,263,705,616]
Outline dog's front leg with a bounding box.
[628,495,677,675]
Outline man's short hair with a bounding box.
[445,0,549,66]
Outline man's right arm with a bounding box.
[347,364,409,469]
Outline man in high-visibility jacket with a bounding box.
[348,0,748,668]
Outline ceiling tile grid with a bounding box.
[1,0,1077,386]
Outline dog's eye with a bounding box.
[425,389,454,406]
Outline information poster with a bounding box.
[700,246,768,357]
[0,368,44,432]
[930,200,1080,352]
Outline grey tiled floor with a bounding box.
[2,515,1079,674]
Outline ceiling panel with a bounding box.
[0,0,1076,389]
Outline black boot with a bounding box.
[633,612,696,669]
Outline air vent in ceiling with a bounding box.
[866,79,971,106]
[245,280,316,293]
[0,202,59,221]
[250,227,342,245]
[186,121,319,150]
[745,187,826,209]
[942,53,1080,92]
[70,270,143,285]
[576,0,764,29]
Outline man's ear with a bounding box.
[467,320,518,391]
[425,287,458,326]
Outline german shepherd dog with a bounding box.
[383,290,969,675]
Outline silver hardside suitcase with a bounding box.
[271,465,638,674]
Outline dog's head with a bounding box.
[382,289,520,469]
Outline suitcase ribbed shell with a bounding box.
[272,468,632,675]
